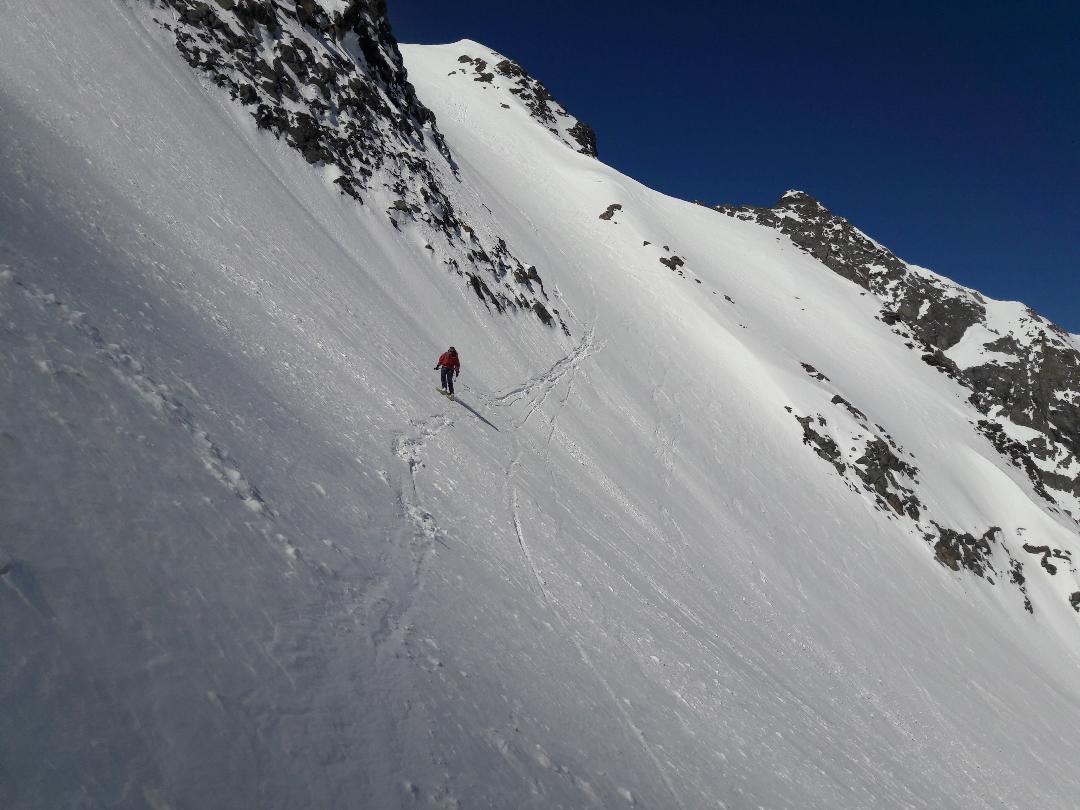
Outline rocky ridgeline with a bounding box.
[451,52,597,157]
[147,0,566,329]
[716,191,1080,522]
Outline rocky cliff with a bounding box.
[150,0,566,327]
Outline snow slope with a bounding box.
[1,4,1079,808]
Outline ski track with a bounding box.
[485,327,598,429]
[487,331,685,807]
[508,476,686,809]
[393,414,454,576]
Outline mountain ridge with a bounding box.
[711,190,1080,530]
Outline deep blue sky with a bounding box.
[389,2,1080,331]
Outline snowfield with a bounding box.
[1,3,1079,808]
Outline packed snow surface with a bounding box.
[1,5,1079,809]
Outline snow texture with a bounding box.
[1,3,1079,809]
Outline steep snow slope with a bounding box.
[2,4,1079,808]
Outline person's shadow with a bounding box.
[452,397,500,431]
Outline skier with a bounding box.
[435,346,460,398]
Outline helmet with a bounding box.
[449,346,457,353]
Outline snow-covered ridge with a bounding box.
[714,191,1080,523]
[440,40,598,157]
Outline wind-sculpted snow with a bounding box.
[4,2,1080,808]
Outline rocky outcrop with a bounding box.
[148,0,563,329]
[966,337,1080,506]
[158,0,448,201]
[1022,542,1072,576]
[714,191,987,350]
[931,525,996,577]
[788,378,921,522]
[658,255,685,272]
[788,364,1064,613]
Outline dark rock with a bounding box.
[512,265,546,297]
[467,273,506,313]
[854,438,920,518]
[830,394,866,421]
[934,538,962,571]
[795,414,845,475]
[533,301,554,326]
[1005,549,1034,613]
[1022,543,1071,575]
[932,525,996,577]
[880,310,902,325]
[567,120,598,157]
[975,420,1056,502]
[920,349,961,377]
[598,203,622,221]
[180,2,213,23]
[237,82,258,105]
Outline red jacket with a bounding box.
[437,350,460,372]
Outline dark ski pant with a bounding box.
[440,367,456,395]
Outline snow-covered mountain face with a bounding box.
[3,2,1080,808]
[718,191,1080,530]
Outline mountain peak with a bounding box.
[774,189,831,216]
[777,188,812,203]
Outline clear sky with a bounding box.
[389,2,1079,332]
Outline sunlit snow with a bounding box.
[1,4,1078,809]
